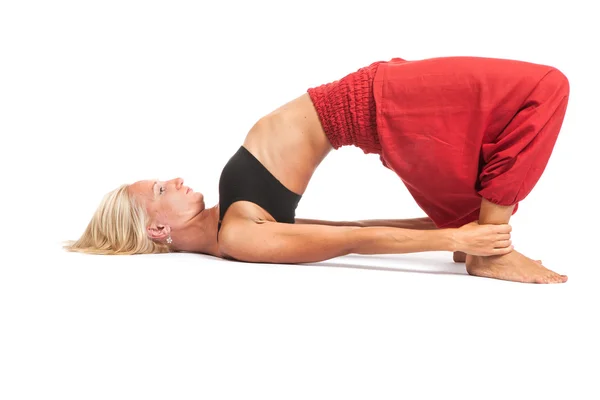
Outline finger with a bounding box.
[496,233,511,241]
[495,240,512,248]
[493,245,514,255]
[495,224,512,234]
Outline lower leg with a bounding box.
[465,198,568,283]
[457,69,569,281]
[451,200,513,263]
[479,198,515,224]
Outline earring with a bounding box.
[166,235,173,244]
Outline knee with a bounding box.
[544,67,570,99]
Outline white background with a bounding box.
[1,0,598,399]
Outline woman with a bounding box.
[65,56,570,284]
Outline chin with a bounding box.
[197,197,206,211]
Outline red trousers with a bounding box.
[373,57,570,228]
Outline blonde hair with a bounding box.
[63,184,170,255]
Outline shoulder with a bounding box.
[217,216,266,261]
[217,201,274,257]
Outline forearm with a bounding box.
[349,226,455,255]
[295,217,438,230]
[295,218,362,227]
[359,217,438,230]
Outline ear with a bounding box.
[146,223,171,241]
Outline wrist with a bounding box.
[440,229,458,252]
[425,229,456,252]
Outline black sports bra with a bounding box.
[217,146,302,234]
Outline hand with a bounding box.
[453,221,513,256]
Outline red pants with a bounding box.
[374,57,570,228]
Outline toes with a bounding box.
[551,272,568,283]
[536,272,568,284]
[536,275,552,284]
[542,275,556,284]
[547,273,568,284]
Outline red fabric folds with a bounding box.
[308,56,570,228]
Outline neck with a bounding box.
[170,205,221,257]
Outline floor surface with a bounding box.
[2,242,597,400]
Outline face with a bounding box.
[128,177,205,239]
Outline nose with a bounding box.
[170,178,184,190]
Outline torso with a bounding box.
[221,93,332,226]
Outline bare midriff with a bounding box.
[242,93,332,196]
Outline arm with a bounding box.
[296,217,477,261]
[219,219,513,265]
[219,220,453,264]
[295,216,438,230]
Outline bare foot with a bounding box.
[454,251,542,264]
[453,251,467,263]
[466,250,567,284]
